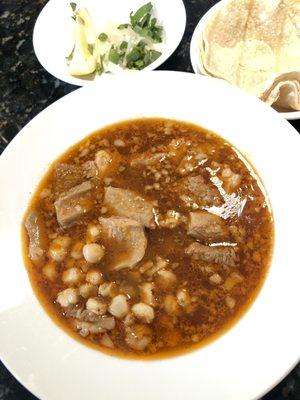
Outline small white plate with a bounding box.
[33,0,186,86]
[0,72,299,400]
[190,1,300,121]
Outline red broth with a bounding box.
[23,118,273,358]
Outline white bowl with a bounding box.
[190,1,300,121]
[33,0,186,86]
[0,71,299,400]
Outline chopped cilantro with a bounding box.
[98,32,108,42]
[65,46,75,63]
[118,23,130,30]
[126,47,142,66]
[96,54,105,75]
[88,44,94,55]
[135,59,145,69]
[126,43,161,70]
[130,2,153,26]
[109,46,120,64]
[145,49,161,65]
[129,2,163,42]
[70,2,77,20]
[120,41,128,52]
[70,2,77,12]
[67,2,163,75]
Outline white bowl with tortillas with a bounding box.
[190,0,300,120]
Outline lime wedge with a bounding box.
[68,8,98,76]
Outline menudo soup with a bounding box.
[23,118,273,358]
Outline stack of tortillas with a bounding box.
[199,0,300,110]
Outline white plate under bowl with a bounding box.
[0,71,299,400]
[190,1,300,121]
[33,0,186,86]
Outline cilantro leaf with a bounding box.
[140,12,151,28]
[128,3,163,42]
[109,46,120,64]
[126,47,142,67]
[120,41,128,52]
[137,40,147,50]
[98,32,108,42]
[96,54,105,75]
[118,23,130,30]
[88,44,94,55]
[70,2,77,12]
[65,46,75,63]
[131,25,149,38]
[144,49,161,66]
[126,38,161,70]
[134,59,145,69]
[130,2,153,26]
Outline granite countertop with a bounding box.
[0,0,299,399]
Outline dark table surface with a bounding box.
[0,0,299,399]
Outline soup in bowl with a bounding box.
[23,118,273,358]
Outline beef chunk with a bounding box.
[95,150,121,178]
[130,152,166,168]
[24,211,48,266]
[187,211,228,242]
[55,181,93,228]
[183,175,222,206]
[186,242,236,267]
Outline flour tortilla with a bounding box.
[199,0,300,110]
[262,72,300,110]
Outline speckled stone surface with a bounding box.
[0,0,299,399]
